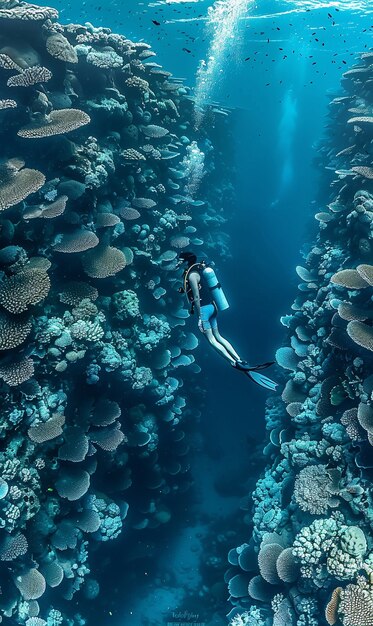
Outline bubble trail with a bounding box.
[193,0,252,127]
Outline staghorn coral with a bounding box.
[121,147,145,161]
[124,75,149,94]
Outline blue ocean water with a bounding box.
[36,0,372,446]
[0,1,372,626]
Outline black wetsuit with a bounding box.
[184,267,214,309]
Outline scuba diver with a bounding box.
[177,251,278,391]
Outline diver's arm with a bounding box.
[188,273,201,316]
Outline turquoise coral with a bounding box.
[227,49,373,626]
[0,1,233,623]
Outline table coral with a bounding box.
[0,1,234,624]
[227,49,373,626]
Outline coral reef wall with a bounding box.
[227,52,373,626]
[0,2,233,625]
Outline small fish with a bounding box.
[182,48,191,53]
[152,19,161,25]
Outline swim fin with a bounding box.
[233,360,278,390]
[233,360,275,372]
[245,370,278,390]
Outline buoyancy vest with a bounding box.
[183,263,214,311]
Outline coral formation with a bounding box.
[228,50,373,626]
[0,2,234,624]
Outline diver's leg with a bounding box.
[212,325,241,361]
[203,329,237,364]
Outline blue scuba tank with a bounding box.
[202,266,229,311]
